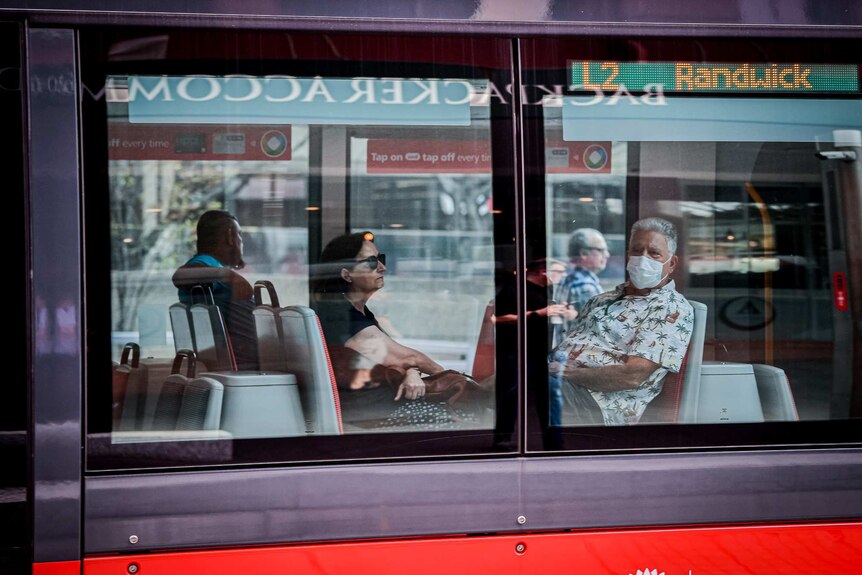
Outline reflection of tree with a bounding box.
[110,164,251,331]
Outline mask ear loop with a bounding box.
[657,254,675,286]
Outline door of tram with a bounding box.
[817,133,862,417]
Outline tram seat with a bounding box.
[252,281,343,435]
[278,305,343,435]
[252,280,284,373]
[176,376,225,431]
[752,364,799,421]
[169,285,237,373]
[470,301,496,383]
[641,300,707,424]
[114,342,141,431]
[169,301,196,353]
[115,343,180,432]
[150,349,224,432]
[189,303,236,372]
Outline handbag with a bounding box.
[331,347,492,407]
[366,362,492,409]
[422,369,492,407]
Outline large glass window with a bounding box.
[85,31,862,466]
[84,31,515,468]
[522,37,862,449]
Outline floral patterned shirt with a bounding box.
[554,280,694,425]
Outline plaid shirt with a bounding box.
[553,265,603,347]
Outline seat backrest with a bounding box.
[253,280,286,372]
[115,342,143,431]
[147,349,197,431]
[169,302,196,353]
[676,300,708,422]
[280,305,343,435]
[151,376,186,431]
[642,299,707,424]
[176,376,225,431]
[190,302,236,372]
[172,285,237,372]
[752,364,799,421]
[470,301,496,382]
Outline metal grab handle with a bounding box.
[119,342,140,368]
[190,284,215,305]
[171,349,197,378]
[254,280,280,307]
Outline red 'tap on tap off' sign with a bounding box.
[366,139,611,174]
[367,139,491,173]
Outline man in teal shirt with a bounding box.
[173,210,259,370]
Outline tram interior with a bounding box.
[100,72,858,444]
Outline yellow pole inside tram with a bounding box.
[744,181,774,365]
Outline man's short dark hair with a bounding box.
[196,210,238,253]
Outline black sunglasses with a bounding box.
[354,253,386,270]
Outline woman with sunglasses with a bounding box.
[310,231,452,427]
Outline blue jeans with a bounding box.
[548,373,564,427]
[549,349,604,426]
[547,350,568,427]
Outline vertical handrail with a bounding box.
[744,181,774,365]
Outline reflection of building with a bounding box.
[684,198,817,285]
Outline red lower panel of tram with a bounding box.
[82,522,862,575]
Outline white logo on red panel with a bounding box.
[583,144,608,170]
[261,130,288,157]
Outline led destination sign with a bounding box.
[570,61,859,93]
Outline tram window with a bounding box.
[83,31,515,468]
[523,37,862,445]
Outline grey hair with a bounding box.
[568,228,604,258]
[630,217,678,255]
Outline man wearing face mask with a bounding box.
[548,217,694,426]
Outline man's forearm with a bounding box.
[562,362,654,392]
[172,265,229,288]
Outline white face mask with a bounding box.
[627,255,671,289]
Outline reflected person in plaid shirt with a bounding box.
[552,228,609,348]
